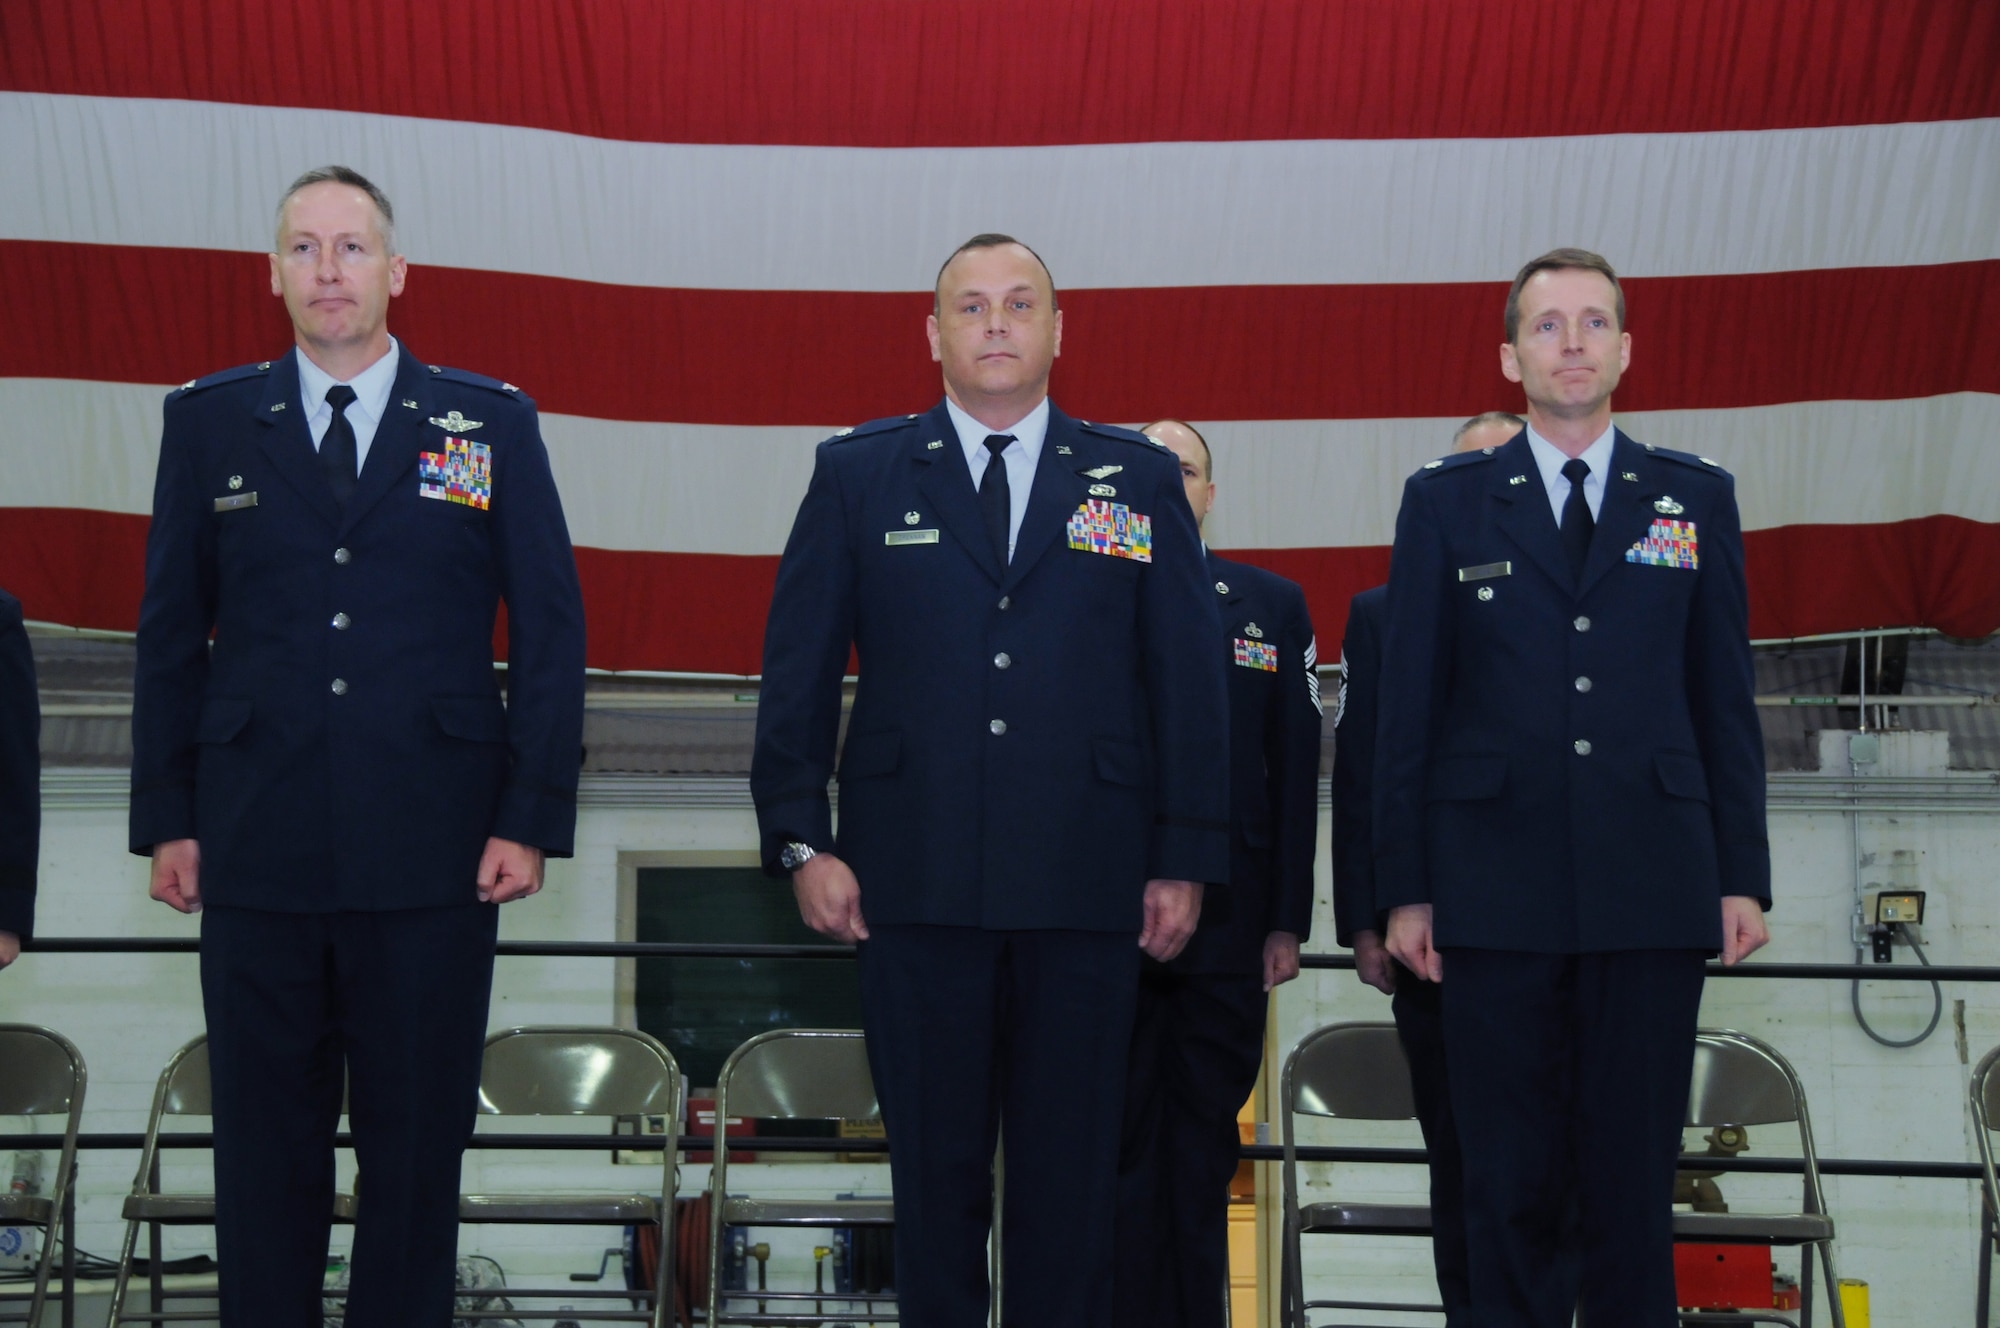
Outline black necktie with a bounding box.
[980,434,1015,566]
[1559,457,1593,580]
[322,384,359,508]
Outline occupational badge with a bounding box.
[1654,495,1685,515]
[418,437,493,510]
[1082,465,1123,480]
[427,410,483,434]
[1243,623,1264,639]
[1626,519,1698,569]
[1066,500,1152,562]
[1088,483,1117,498]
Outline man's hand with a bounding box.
[1351,928,1398,995]
[1720,895,1769,965]
[1139,879,1204,962]
[792,853,868,943]
[1385,903,1443,983]
[1262,930,1302,992]
[150,838,203,914]
[477,837,545,904]
[0,931,18,968]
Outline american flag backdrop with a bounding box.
[2,0,1997,674]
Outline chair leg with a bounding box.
[62,1173,78,1328]
[1818,1241,1847,1328]
[1981,1207,1996,1328]
[1801,1246,1814,1328]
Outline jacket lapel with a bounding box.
[1577,431,1655,597]
[1001,403,1085,592]
[254,353,343,530]
[340,348,431,533]
[1488,434,1572,591]
[911,402,1004,584]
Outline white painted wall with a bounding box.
[8,766,2000,1324]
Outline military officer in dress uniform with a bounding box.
[1333,411,1522,1328]
[751,235,1230,1328]
[1375,249,1769,1328]
[130,167,585,1327]
[0,586,38,970]
[1112,419,1320,1328]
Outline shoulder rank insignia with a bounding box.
[1701,456,1721,466]
[1082,465,1123,480]
[1423,459,1443,469]
[1654,495,1685,515]
[835,427,855,437]
[429,410,483,434]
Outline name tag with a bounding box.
[885,529,939,546]
[213,492,258,513]
[1457,561,1511,582]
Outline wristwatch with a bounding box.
[779,841,818,871]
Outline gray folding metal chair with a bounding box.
[705,1029,893,1327]
[105,1033,358,1324]
[463,1025,683,1327]
[0,1025,86,1327]
[1675,1030,1844,1328]
[1968,1044,2000,1327]
[1279,1021,1443,1328]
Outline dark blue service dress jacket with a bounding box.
[751,400,1232,932]
[1329,583,1386,948]
[1170,554,1321,973]
[129,347,586,911]
[1372,431,1768,954]
[0,588,38,941]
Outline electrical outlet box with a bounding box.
[1871,891,1926,926]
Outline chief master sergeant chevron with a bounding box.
[751,234,1230,1328]
[129,167,585,1327]
[1375,248,1769,1328]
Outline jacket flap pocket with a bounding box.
[1426,755,1507,801]
[195,697,254,744]
[1091,736,1150,789]
[1654,751,1711,802]
[432,695,509,743]
[838,729,901,780]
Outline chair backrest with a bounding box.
[716,1030,878,1121]
[1686,1031,1801,1128]
[1975,1045,2000,1134]
[478,1026,680,1116]
[0,1026,85,1116]
[156,1037,212,1116]
[1287,1023,1417,1121]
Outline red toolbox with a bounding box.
[1675,1244,1774,1310]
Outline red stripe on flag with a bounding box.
[5,0,1996,145]
[9,509,1998,671]
[7,242,1999,423]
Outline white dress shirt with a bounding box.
[1524,420,1616,526]
[296,337,400,475]
[946,395,1050,560]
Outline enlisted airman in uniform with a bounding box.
[1113,419,1321,1328]
[752,235,1229,1328]
[130,166,585,1327]
[1374,249,1769,1328]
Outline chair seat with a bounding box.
[461,1192,662,1223]
[1674,1210,1835,1243]
[0,1193,52,1224]
[721,1198,895,1227]
[124,1193,357,1222]
[1299,1201,1434,1236]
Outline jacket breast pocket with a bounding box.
[1426,755,1507,801]
[1654,751,1711,803]
[839,730,901,781]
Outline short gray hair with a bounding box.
[1452,411,1525,446]
[276,166,397,255]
